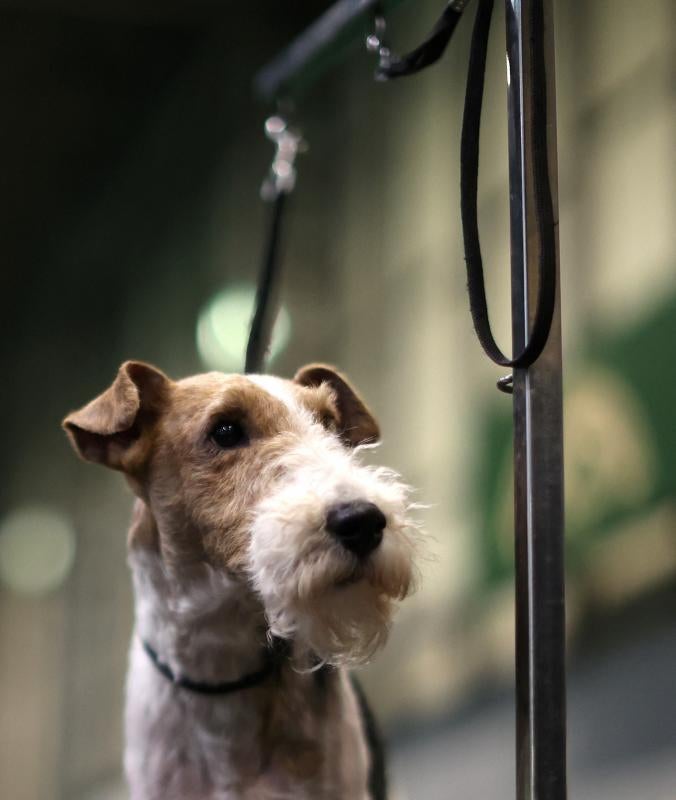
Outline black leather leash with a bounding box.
[245,191,287,374]
[374,0,557,374]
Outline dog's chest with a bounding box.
[124,641,370,800]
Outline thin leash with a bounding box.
[244,116,305,375]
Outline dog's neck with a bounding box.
[128,502,270,686]
[123,504,372,798]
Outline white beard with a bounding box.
[248,433,420,667]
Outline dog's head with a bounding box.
[64,361,420,665]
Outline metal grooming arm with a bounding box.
[255,0,407,102]
[254,2,566,798]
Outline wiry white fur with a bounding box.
[246,391,420,667]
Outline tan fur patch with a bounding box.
[127,498,159,551]
[64,364,383,576]
[139,374,302,571]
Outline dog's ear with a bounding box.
[294,364,380,447]
[63,361,169,471]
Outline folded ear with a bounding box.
[294,364,380,447]
[63,361,169,471]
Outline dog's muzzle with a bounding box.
[326,500,386,559]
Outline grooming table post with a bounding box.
[505,1,566,799]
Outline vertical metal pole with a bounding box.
[505,1,566,799]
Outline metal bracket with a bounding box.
[497,373,514,394]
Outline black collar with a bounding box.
[141,638,286,696]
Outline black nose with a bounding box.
[326,501,386,558]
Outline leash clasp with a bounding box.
[261,116,307,201]
[365,13,391,76]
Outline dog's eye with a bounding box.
[210,420,247,449]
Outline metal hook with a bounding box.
[497,373,514,394]
[365,13,391,74]
[261,115,307,202]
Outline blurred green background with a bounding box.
[0,1,674,798]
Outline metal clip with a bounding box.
[365,13,391,74]
[261,116,307,202]
[497,374,514,394]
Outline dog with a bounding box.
[63,361,421,800]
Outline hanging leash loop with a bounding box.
[371,0,557,375]
[245,116,306,374]
[461,0,556,369]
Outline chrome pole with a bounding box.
[505,1,566,798]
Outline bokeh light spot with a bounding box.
[196,284,291,373]
[0,506,76,596]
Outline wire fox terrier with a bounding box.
[64,361,421,800]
